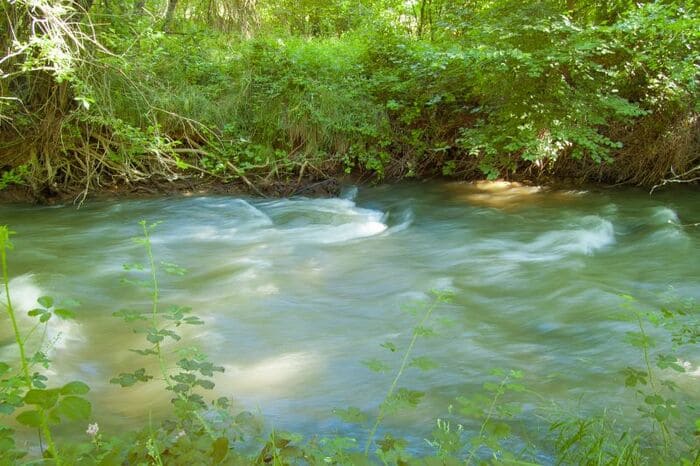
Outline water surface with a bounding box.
[1,181,698,454]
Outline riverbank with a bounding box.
[0,174,348,205]
[2,1,698,209]
[0,170,642,206]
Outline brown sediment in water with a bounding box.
[446,180,585,210]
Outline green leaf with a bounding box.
[57,396,91,420]
[60,381,90,396]
[16,410,42,427]
[660,379,679,391]
[653,405,670,422]
[0,404,16,415]
[625,331,655,349]
[0,362,10,376]
[171,383,190,394]
[483,382,500,393]
[47,408,61,425]
[211,437,229,464]
[37,296,53,309]
[31,373,48,389]
[177,359,200,372]
[362,358,390,373]
[414,326,437,337]
[122,262,144,271]
[409,356,438,371]
[389,388,424,408]
[333,406,367,424]
[183,316,204,325]
[146,331,165,344]
[24,389,59,409]
[196,379,215,390]
[39,313,51,323]
[161,261,187,276]
[486,421,511,439]
[657,354,685,372]
[160,329,181,341]
[129,348,158,356]
[622,367,647,387]
[380,342,397,352]
[214,397,230,409]
[53,308,76,320]
[110,369,152,387]
[198,362,224,377]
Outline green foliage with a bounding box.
[0,166,29,191]
[549,292,700,465]
[3,0,696,192]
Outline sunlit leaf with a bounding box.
[60,381,90,396]
[24,389,59,409]
[211,437,229,464]
[53,308,76,320]
[57,396,91,420]
[37,296,53,309]
[16,410,41,427]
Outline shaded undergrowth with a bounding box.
[0,1,698,202]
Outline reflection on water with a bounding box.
[0,181,699,446]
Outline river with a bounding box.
[1,181,699,457]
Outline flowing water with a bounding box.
[1,181,699,456]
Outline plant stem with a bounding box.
[141,222,171,391]
[140,221,215,439]
[1,227,60,463]
[1,229,30,386]
[465,375,509,465]
[636,315,655,390]
[364,295,440,456]
[636,313,671,451]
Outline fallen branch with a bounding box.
[650,165,700,194]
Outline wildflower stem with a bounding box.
[1,227,60,463]
[364,294,441,456]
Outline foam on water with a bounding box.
[679,360,700,377]
[383,208,414,235]
[340,185,359,201]
[497,215,615,263]
[531,216,615,255]
[650,207,680,225]
[0,275,82,354]
[255,197,389,244]
[153,199,274,243]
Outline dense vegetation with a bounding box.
[0,0,698,200]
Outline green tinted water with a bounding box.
[1,182,699,451]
